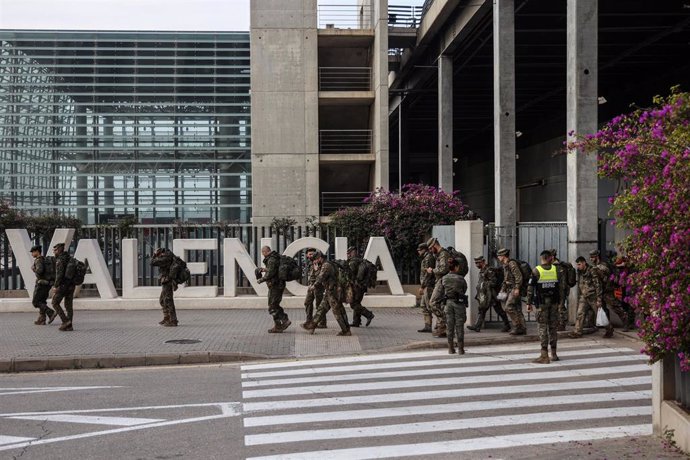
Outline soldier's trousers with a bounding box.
[445,301,467,345]
[536,297,558,350]
[557,289,570,327]
[268,286,288,323]
[159,282,178,322]
[313,289,350,333]
[502,292,526,331]
[428,286,446,328]
[349,285,373,325]
[32,284,53,315]
[474,298,510,329]
[603,292,633,327]
[304,286,325,325]
[52,285,75,322]
[574,294,605,334]
[420,286,432,323]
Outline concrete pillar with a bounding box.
[75,106,88,223]
[103,116,114,215]
[493,0,516,252]
[438,55,453,193]
[454,220,484,326]
[566,0,598,267]
[372,0,389,190]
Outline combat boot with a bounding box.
[569,331,583,339]
[551,348,560,361]
[458,339,465,355]
[365,312,375,327]
[501,323,512,333]
[532,349,550,364]
[46,308,57,324]
[466,324,480,333]
[603,326,614,338]
[158,313,170,325]
[163,320,177,327]
[447,339,456,354]
[337,330,352,336]
[268,321,283,333]
[58,321,73,331]
[34,313,46,325]
[278,319,292,332]
[509,328,526,336]
[300,321,317,335]
[433,325,447,338]
[418,324,432,333]
[316,321,328,329]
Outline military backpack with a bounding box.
[42,256,56,282]
[65,257,87,285]
[278,255,302,282]
[516,260,532,294]
[562,261,577,288]
[171,256,191,284]
[447,247,469,277]
[359,258,379,289]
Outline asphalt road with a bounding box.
[0,339,685,460]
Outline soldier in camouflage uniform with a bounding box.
[51,243,75,331]
[569,256,609,338]
[590,249,635,332]
[303,249,326,329]
[467,255,511,333]
[257,246,291,333]
[30,245,56,325]
[151,247,180,327]
[416,243,436,333]
[301,252,351,336]
[527,250,562,363]
[425,237,449,338]
[431,258,468,354]
[346,246,375,327]
[549,249,571,331]
[496,248,527,335]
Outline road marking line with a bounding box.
[241,347,637,379]
[9,415,164,426]
[0,436,35,447]
[0,402,239,418]
[243,389,650,426]
[240,341,618,371]
[242,364,649,398]
[0,386,122,397]
[242,376,651,413]
[245,424,652,460]
[0,403,241,453]
[245,405,652,445]
[242,354,647,387]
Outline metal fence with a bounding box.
[319,129,372,154]
[319,67,372,91]
[388,5,423,28]
[318,4,372,29]
[320,192,370,216]
[0,224,421,292]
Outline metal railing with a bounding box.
[388,5,423,28]
[318,4,373,29]
[319,67,372,91]
[319,129,372,154]
[320,192,370,216]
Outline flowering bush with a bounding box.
[330,184,475,266]
[573,88,690,370]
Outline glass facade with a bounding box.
[0,30,250,224]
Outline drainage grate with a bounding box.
[165,339,202,344]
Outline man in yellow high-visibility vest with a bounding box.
[526,250,562,364]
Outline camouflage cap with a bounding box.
[549,248,557,257]
[589,249,600,257]
[52,243,65,250]
[496,248,510,257]
[417,243,428,250]
[425,237,438,248]
[473,255,485,263]
[30,245,42,253]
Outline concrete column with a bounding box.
[566,0,598,266]
[438,55,453,193]
[75,106,88,223]
[455,220,484,326]
[372,0,389,190]
[103,116,114,215]
[493,0,516,250]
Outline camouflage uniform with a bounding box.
[311,260,350,335]
[552,259,571,330]
[31,254,54,323]
[304,259,326,327]
[430,247,450,330]
[258,251,289,326]
[527,264,560,354]
[431,272,468,353]
[572,264,605,336]
[594,261,633,330]
[347,256,375,327]
[500,259,527,334]
[419,250,437,329]
[52,251,75,328]
[470,265,510,331]
[151,249,179,326]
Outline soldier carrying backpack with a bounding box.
[50,243,76,331]
[151,247,184,327]
[550,249,576,331]
[30,245,57,326]
[257,246,291,334]
[346,246,375,328]
[496,248,527,335]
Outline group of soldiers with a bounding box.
[417,241,636,362]
[29,243,77,331]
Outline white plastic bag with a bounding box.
[497,291,508,301]
[596,308,610,327]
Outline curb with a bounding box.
[385,333,540,353]
[0,351,270,373]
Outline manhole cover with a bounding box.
[165,339,202,344]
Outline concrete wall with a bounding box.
[250,0,320,224]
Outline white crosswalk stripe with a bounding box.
[239,341,652,459]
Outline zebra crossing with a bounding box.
[239,340,652,459]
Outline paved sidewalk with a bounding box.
[0,307,555,372]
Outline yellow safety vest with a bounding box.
[536,265,558,290]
